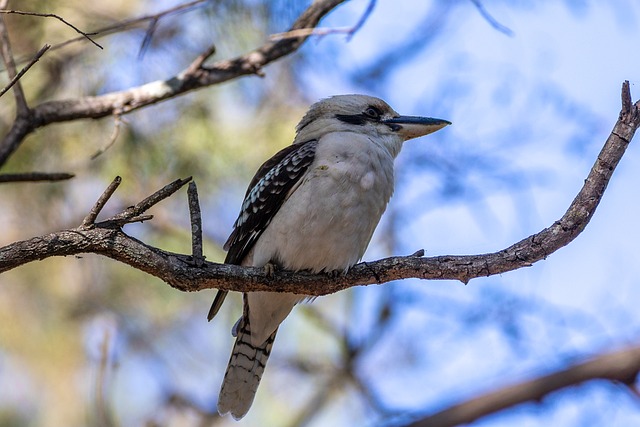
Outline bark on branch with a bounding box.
[1,82,638,297]
[0,0,347,166]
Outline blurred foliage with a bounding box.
[0,1,311,426]
[2,1,640,427]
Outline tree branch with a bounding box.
[0,4,28,116]
[469,0,514,36]
[0,43,50,99]
[0,0,348,167]
[31,0,207,57]
[0,9,102,49]
[270,0,376,42]
[405,343,640,427]
[1,82,638,297]
[0,171,74,183]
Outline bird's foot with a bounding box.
[326,268,347,279]
[264,262,277,277]
[185,254,206,267]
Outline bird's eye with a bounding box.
[363,106,381,120]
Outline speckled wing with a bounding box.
[223,138,319,265]
[206,139,318,322]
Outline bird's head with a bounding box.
[295,94,450,157]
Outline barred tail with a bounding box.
[217,317,278,420]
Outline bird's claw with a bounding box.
[326,269,346,279]
[264,262,277,277]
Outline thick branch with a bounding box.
[0,0,347,166]
[405,343,640,427]
[1,83,638,296]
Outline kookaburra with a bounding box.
[209,94,450,419]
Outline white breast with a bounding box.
[248,131,396,273]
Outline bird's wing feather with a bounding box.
[223,138,318,265]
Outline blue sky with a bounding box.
[3,1,640,426]
[286,1,640,426]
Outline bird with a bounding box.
[208,94,450,419]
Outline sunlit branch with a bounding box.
[0,0,348,167]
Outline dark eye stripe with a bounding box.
[335,114,367,125]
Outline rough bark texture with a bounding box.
[2,82,639,297]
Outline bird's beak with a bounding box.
[383,116,451,140]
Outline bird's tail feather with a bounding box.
[207,290,228,321]
[217,316,278,420]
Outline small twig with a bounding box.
[0,171,74,183]
[130,177,192,216]
[346,0,376,41]
[410,249,425,257]
[186,44,216,74]
[469,0,514,36]
[82,176,122,228]
[0,43,50,99]
[0,10,28,115]
[126,214,154,224]
[138,17,158,59]
[19,0,206,61]
[271,0,374,42]
[0,9,103,49]
[187,181,205,266]
[106,177,192,224]
[90,115,124,160]
[270,26,355,41]
[622,80,633,114]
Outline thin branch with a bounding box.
[126,214,154,224]
[81,176,122,228]
[354,0,453,85]
[39,0,206,55]
[405,343,640,427]
[347,0,376,41]
[0,9,102,49]
[0,43,50,99]
[270,0,375,41]
[0,171,74,183]
[0,82,637,296]
[138,17,158,59]
[185,44,216,74]
[3,0,207,68]
[469,0,514,36]
[0,8,27,115]
[0,0,347,167]
[187,181,205,267]
[104,177,192,226]
[270,26,362,41]
[90,115,124,160]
